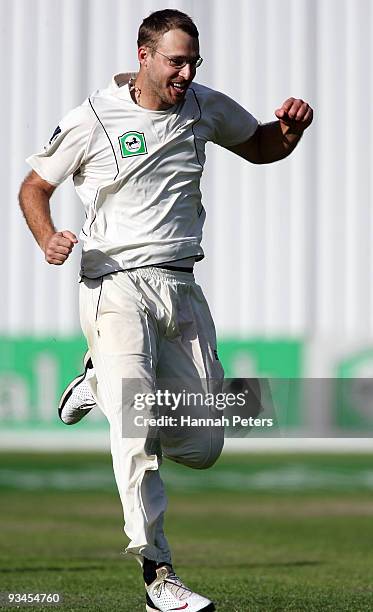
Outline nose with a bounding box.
[179,63,193,80]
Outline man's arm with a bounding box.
[19,170,78,265]
[227,97,313,164]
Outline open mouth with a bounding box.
[170,81,188,95]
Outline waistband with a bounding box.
[127,265,195,283]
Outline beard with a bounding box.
[147,72,190,108]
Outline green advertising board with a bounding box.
[0,336,304,432]
[218,339,303,429]
[334,348,373,432]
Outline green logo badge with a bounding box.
[119,131,147,158]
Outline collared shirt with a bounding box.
[27,73,258,278]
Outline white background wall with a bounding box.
[1,0,372,340]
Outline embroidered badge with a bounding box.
[119,131,148,157]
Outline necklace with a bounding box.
[128,77,141,105]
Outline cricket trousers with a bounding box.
[79,266,225,564]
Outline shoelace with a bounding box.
[154,572,192,601]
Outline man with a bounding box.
[19,9,313,612]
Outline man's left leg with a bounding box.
[144,273,223,612]
[156,276,225,471]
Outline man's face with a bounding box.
[141,29,200,109]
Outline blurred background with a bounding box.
[1,0,373,446]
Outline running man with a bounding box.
[19,9,313,611]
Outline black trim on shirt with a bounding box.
[88,97,120,177]
[87,97,120,235]
[189,87,203,169]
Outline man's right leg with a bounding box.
[79,273,171,565]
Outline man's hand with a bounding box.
[275,97,313,136]
[44,230,78,265]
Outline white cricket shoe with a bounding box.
[58,352,97,425]
[146,565,215,612]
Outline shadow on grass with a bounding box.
[0,565,106,573]
[199,560,324,570]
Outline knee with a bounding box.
[165,435,224,470]
[191,447,222,470]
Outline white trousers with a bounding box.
[79,267,224,564]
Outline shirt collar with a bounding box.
[109,73,138,100]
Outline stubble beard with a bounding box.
[144,68,179,108]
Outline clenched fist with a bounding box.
[44,230,78,265]
[275,97,313,135]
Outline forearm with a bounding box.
[257,121,303,163]
[19,171,77,265]
[19,181,56,252]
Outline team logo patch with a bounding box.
[119,131,147,158]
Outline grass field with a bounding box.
[1,452,373,611]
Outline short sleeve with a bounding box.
[26,102,96,185]
[209,91,259,148]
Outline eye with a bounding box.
[169,58,185,68]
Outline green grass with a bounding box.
[1,453,373,611]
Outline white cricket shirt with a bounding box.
[27,73,258,278]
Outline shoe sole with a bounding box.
[146,603,215,612]
[58,351,95,424]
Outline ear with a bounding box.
[138,46,149,66]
